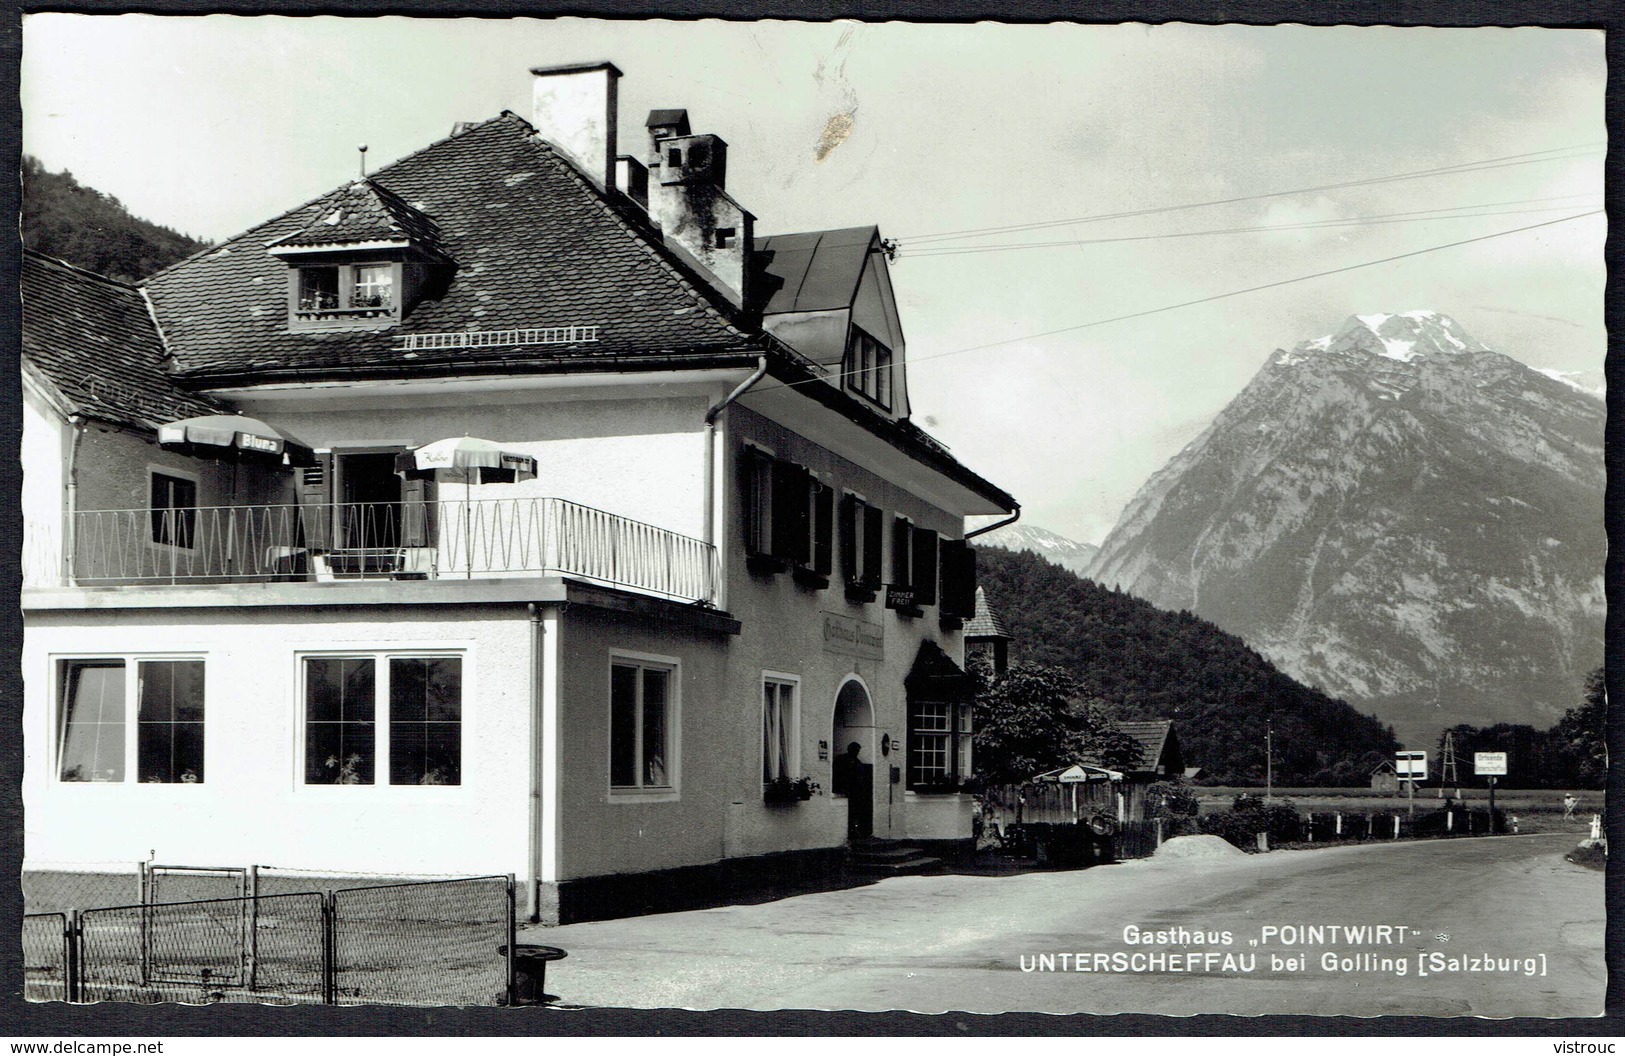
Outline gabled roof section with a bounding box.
[267,178,453,260]
[751,226,878,316]
[1117,721,1184,775]
[143,112,754,381]
[22,252,222,430]
[904,639,976,702]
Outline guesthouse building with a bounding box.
[20,61,1016,924]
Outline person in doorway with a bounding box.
[832,741,861,797]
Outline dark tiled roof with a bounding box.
[751,226,878,316]
[144,113,753,381]
[268,179,453,261]
[964,586,1013,640]
[21,252,221,430]
[1079,720,1184,775]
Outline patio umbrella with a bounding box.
[405,436,538,485]
[157,414,316,467]
[400,436,538,577]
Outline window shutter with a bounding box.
[297,455,333,550]
[863,504,883,587]
[840,495,859,582]
[940,540,977,617]
[772,460,808,563]
[912,526,939,606]
[891,516,912,587]
[400,475,431,547]
[813,482,833,576]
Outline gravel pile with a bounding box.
[1155,835,1247,860]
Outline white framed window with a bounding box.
[609,652,679,795]
[907,700,973,791]
[149,467,199,550]
[762,674,801,784]
[350,264,395,310]
[55,656,206,784]
[300,652,463,786]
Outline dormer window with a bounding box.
[288,261,401,326]
[267,178,455,331]
[846,328,893,410]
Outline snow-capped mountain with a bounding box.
[1090,312,1605,748]
[976,522,1099,576]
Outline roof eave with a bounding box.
[762,353,1017,514]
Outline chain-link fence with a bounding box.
[22,868,516,1007]
[22,863,140,916]
[332,877,514,1006]
[23,914,70,1002]
[77,893,329,1005]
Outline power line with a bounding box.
[899,144,1603,246]
[901,197,1602,258]
[749,210,1601,397]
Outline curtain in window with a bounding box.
[58,660,126,782]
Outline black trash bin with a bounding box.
[499,944,567,1006]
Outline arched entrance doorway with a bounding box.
[831,678,875,840]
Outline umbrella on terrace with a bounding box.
[157,414,316,467]
[399,436,538,578]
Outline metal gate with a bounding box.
[140,864,252,987]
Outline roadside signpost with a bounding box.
[1396,750,1427,815]
[1474,752,1508,833]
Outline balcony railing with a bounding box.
[48,498,718,605]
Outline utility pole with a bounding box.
[1439,731,1460,798]
[1265,721,1273,805]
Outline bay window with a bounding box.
[907,700,973,791]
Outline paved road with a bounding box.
[524,832,1604,1017]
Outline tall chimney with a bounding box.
[529,61,622,190]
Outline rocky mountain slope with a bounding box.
[1089,312,1605,748]
[977,522,1098,576]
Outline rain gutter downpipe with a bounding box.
[527,602,545,922]
[963,505,1021,541]
[703,356,770,606]
[65,414,85,585]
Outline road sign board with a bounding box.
[1395,751,1427,779]
[1473,752,1508,776]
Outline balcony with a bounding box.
[38,497,718,605]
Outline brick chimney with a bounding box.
[529,61,622,190]
[644,108,753,307]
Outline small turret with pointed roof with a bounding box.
[964,585,1013,674]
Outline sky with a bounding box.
[20,16,1606,543]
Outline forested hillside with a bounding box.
[22,156,206,281]
[974,546,1400,785]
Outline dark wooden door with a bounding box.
[848,763,873,839]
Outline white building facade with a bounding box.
[21,62,1017,924]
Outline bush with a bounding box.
[1147,780,1200,821]
[1200,795,1303,850]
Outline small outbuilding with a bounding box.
[1369,760,1401,793]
